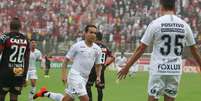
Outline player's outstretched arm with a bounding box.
[117,43,147,80]
[189,45,201,71]
[61,58,70,85]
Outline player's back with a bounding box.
[151,15,193,58]
[0,32,30,85]
[141,14,195,75]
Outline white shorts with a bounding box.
[26,70,38,80]
[148,74,181,99]
[65,70,88,99]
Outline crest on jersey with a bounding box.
[13,67,24,76]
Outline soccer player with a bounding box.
[0,17,30,101]
[115,52,137,78]
[44,55,51,78]
[86,32,115,101]
[26,39,42,101]
[115,51,127,72]
[117,0,201,101]
[33,25,102,101]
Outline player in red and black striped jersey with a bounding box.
[0,17,30,101]
[86,32,115,101]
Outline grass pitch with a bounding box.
[13,68,201,101]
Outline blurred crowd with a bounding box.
[0,0,201,55]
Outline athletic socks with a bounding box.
[44,92,64,101]
[29,87,36,101]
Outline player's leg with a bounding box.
[0,88,7,101]
[29,70,38,101]
[128,64,137,78]
[9,93,18,101]
[79,95,89,101]
[164,95,175,101]
[148,96,158,101]
[9,86,23,101]
[96,71,105,101]
[34,87,65,101]
[147,75,165,101]
[163,75,181,101]
[97,87,103,101]
[86,69,96,101]
[44,67,50,77]
[29,79,36,101]
[86,84,92,101]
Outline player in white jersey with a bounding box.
[117,0,201,101]
[33,25,102,101]
[115,52,137,78]
[26,39,42,101]
[115,52,127,72]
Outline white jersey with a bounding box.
[141,15,195,75]
[66,41,102,79]
[115,56,127,67]
[29,49,42,70]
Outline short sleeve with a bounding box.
[37,50,42,60]
[185,24,196,46]
[95,47,102,64]
[65,44,77,60]
[0,33,8,45]
[140,22,156,46]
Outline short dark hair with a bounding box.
[96,32,102,41]
[10,17,21,31]
[160,0,176,10]
[30,39,36,41]
[85,25,97,32]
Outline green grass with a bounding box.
[10,68,201,101]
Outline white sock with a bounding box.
[44,92,64,101]
[29,87,36,101]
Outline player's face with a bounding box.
[31,41,37,49]
[85,27,97,43]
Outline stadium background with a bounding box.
[0,0,201,101]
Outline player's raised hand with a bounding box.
[117,66,129,80]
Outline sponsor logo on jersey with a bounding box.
[13,67,24,76]
[10,38,27,44]
[158,64,181,73]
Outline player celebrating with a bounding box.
[26,39,42,101]
[33,25,102,101]
[0,17,30,101]
[117,0,201,101]
[86,32,115,101]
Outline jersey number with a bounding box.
[160,34,184,56]
[101,53,106,64]
[9,45,26,63]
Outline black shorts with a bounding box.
[87,66,106,89]
[0,86,23,95]
[0,76,24,95]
